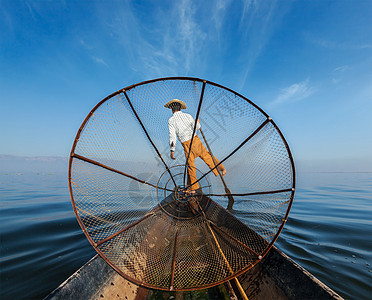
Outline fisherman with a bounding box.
[165,99,226,194]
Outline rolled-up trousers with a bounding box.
[181,135,224,190]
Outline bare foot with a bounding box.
[186,189,196,195]
[221,168,227,176]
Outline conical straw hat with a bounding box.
[164,99,187,109]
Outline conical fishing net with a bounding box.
[68,77,295,291]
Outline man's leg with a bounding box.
[182,139,200,190]
[186,155,200,190]
[195,137,226,176]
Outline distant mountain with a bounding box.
[0,154,68,173]
[2,154,370,175]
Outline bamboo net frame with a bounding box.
[68,77,295,291]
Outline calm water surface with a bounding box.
[0,172,371,299]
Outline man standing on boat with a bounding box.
[165,99,226,193]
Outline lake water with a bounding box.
[0,172,371,299]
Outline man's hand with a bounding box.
[170,151,176,160]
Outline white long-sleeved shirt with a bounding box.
[168,111,201,151]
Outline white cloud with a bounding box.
[271,79,316,106]
[237,0,292,91]
[212,0,232,31]
[91,56,108,67]
[333,65,349,73]
[168,0,207,73]
[24,0,38,21]
[101,0,207,77]
[307,35,372,50]
[331,65,350,84]
[94,1,291,81]
[79,38,94,50]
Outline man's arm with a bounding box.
[196,118,201,130]
[186,114,201,131]
[168,119,177,159]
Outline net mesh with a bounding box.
[69,77,295,291]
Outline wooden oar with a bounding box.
[199,128,235,210]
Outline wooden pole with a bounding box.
[194,199,248,300]
[199,128,235,210]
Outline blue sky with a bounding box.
[1,0,371,172]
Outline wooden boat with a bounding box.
[45,246,343,300]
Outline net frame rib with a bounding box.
[122,90,177,187]
[156,164,212,220]
[206,188,294,198]
[183,80,206,187]
[95,211,155,247]
[209,221,261,258]
[194,197,249,300]
[72,153,171,191]
[186,118,271,190]
[95,197,179,248]
[170,230,179,291]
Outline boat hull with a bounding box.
[45,246,343,300]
